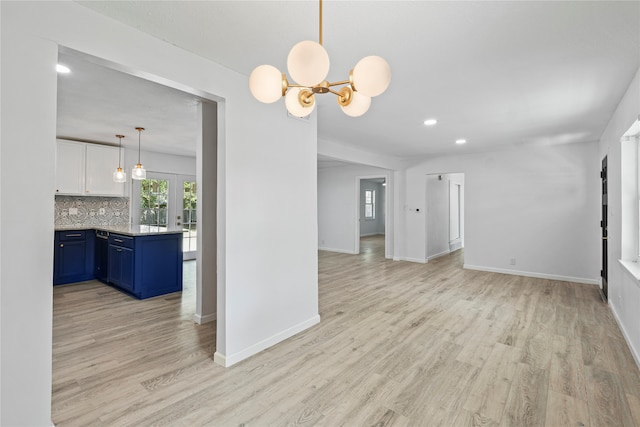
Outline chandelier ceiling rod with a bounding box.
[319,0,323,46]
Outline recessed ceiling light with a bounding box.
[455,139,467,144]
[56,64,71,74]
[423,118,438,126]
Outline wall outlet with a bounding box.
[68,207,78,215]
[321,239,325,245]
[99,208,106,215]
[510,258,516,265]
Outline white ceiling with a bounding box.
[67,1,639,161]
[57,52,203,155]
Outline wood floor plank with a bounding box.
[50,236,640,426]
[585,365,636,427]
[544,390,590,427]
[499,363,549,427]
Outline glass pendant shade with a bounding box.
[285,87,315,118]
[249,65,283,103]
[340,91,371,117]
[113,167,126,183]
[352,55,391,97]
[287,40,330,87]
[132,164,146,180]
[113,134,126,183]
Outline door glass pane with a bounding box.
[182,181,197,252]
[140,179,169,228]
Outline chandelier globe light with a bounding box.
[249,0,390,118]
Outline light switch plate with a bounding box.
[69,207,78,215]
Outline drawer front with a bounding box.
[109,234,134,249]
[58,230,86,241]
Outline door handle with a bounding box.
[602,237,608,240]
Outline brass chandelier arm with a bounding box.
[326,79,350,87]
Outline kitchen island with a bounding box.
[54,225,183,299]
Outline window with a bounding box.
[365,189,376,219]
[620,119,640,263]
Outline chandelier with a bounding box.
[249,0,391,118]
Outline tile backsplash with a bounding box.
[55,196,130,227]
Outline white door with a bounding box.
[131,172,197,260]
[178,176,197,261]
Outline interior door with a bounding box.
[601,156,608,301]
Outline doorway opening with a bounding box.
[356,176,390,258]
[54,47,221,363]
[426,173,465,262]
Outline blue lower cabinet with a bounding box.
[108,233,182,299]
[54,229,182,299]
[53,230,94,285]
[108,243,135,293]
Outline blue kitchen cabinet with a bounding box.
[108,234,135,293]
[94,231,109,283]
[53,230,95,285]
[108,232,182,299]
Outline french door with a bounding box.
[131,172,197,261]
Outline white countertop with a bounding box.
[55,224,183,236]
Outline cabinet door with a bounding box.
[56,240,87,279]
[55,140,85,195]
[85,144,125,196]
[108,244,135,293]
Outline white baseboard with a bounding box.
[193,312,216,324]
[610,303,640,371]
[318,247,357,254]
[213,314,321,367]
[213,351,226,367]
[393,256,427,264]
[463,264,599,285]
[449,241,463,252]
[428,249,450,261]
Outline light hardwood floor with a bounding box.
[52,235,640,426]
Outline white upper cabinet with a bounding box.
[55,140,125,197]
[55,140,85,195]
[85,144,124,196]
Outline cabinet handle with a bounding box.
[65,233,82,237]
[116,248,122,252]
[60,244,64,248]
[114,239,123,243]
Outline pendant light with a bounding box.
[112,134,126,183]
[132,127,147,180]
[249,0,391,118]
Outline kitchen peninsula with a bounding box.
[54,225,183,299]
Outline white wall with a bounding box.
[598,67,640,365]
[125,148,196,177]
[318,164,391,254]
[400,142,600,282]
[1,2,318,424]
[360,180,384,236]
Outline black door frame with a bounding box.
[601,155,608,302]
